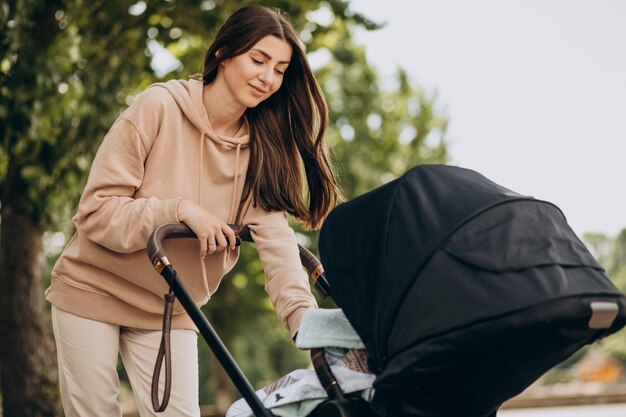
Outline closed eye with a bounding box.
[251,55,285,75]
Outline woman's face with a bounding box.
[220,35,293,108]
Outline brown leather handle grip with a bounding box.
[147,223,246,271]
[298,244,330,297]
[147,223,329,297]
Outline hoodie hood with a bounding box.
[150,78,250,149]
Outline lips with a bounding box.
[249,84,268,96]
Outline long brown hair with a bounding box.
[202,5,340,229]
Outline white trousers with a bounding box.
[51,305,201,417]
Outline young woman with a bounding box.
[46,5,340,416]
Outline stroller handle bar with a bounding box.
[147,223,331,297]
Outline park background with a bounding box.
[1,1,625,416]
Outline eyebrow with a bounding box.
[251,48,290,65]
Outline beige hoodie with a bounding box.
[46,78,317,338]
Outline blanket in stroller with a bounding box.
[226,309,375,417]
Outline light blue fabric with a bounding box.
[295,308,364,350]
[226,309,374,417]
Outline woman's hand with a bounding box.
[177,199,237,258]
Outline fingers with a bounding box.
[223,225,237,250]
[206,225,234,256]
[197,232,218,258]
[214,230,228,253]
[212,224,236,252]
[199,235,208,259]
[180,202,237,257]
[207,239,218,255]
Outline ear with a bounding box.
[215,47,225,59]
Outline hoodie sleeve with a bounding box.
[246,208,318,339]
[75,89,181,253]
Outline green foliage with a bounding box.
[582,230,626,294]
[612,229,626,275]
[583,230,626,363]
[583,232,614,271]
[310,18,447,198]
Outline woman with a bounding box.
[46,5,340,416]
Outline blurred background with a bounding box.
[1,1,624,416]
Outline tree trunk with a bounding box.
[0,205,59,416]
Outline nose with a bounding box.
[258,66,274,85]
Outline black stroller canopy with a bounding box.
[322,166,520,369]
[319,165,603,375]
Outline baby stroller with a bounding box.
[147,164,626,417]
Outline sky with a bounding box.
[344,0,626,237]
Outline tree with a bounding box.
[1,1,449,415]
[1,2,66,414]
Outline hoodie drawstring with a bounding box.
[198,133,210,300]
[198,137,242,299]
[198,133,204,203]
[228,143,242,224]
